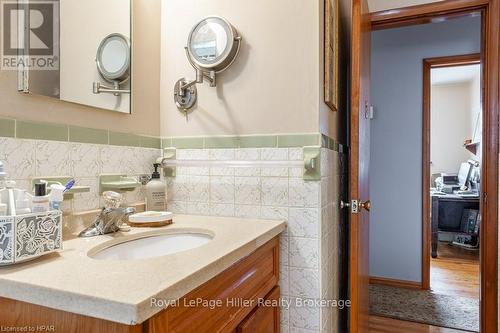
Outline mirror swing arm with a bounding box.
[174,16,242,112]
[93,81,131,96]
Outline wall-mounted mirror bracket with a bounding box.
[93,81,131,96]
[174,16,241,112]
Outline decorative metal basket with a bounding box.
[0,210,62,266]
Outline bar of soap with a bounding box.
[128,211,173,227]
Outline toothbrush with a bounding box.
[64,179,75,192]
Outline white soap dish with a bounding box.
[128,211,173,227]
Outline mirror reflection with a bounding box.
[99,36,130,79]
[19,0,131,114]
[190,19,229,63]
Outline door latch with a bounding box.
[348,199,371,214]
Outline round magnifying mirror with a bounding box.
[187,16,240,73]
[96,33,131,83]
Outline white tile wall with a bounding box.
[165,147,342,333]
[0,137,160,213]
[0,139,343,331]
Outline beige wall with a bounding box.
[368,0,443,12]
[431,82,474,175]
[0,0,161,136]
[160,0,322,137]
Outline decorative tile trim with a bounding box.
[278,134,320,148]
[69,126,108,145]
[163,134,337,150]
[17,120,68,142]
[239,135,277,148]
[140,136,162,149]
[0,117,347,152]
[321,134,348,153]
[109,131,142,147]
[172,137,204,149]
[0,118,15,138]
[0,117,161,149]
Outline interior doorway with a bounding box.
[365,0,499,329]
[423,56,482,304]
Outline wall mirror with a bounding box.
[174,16,241,111]
[18,0,132,113]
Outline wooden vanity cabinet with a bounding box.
[236,286,280,333]
[0,237,281,333]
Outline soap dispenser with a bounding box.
[145,163,166,211]
[0,161,6,189]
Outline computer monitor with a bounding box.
[457,160,479,190]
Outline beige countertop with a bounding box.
[0,214,286,325]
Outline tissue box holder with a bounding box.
[0,210,62,266]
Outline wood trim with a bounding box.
[480,1,499,331]
[369,276,422,290]
[349,0,371,332]
[421,53,481,292]
[370,0,488,30]
[422,58,431,292]
[368,1,498,330]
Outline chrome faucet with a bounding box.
[78,191,136,237]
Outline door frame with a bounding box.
[369,1,499,332]
[422,53,482,291]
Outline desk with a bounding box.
[431,194,480,258]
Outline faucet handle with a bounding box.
[102,191,122,209]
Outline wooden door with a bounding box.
[349,0,371,332]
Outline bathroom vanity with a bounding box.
[0,215,285,333]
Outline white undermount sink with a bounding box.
[89,231,213,260]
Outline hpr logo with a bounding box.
[1,0,59,70]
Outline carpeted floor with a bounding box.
[369,284,479,332]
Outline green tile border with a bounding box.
[0,117,163,149]
[69,126,108,145]
[204,136,240,149]
[109,131,142,147]
[162,133,345,150]
[239,135,277,148]
[140,136,162,149]
[0,116,349,152]
[171,137,204,149]
[0,118,15,138]
[17,120,68,141]
[278,134,320,148]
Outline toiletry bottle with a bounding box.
[145,163,166,211]
[5,180,17,216]
[0,203,7,216]
[0,161,6,189]
[32,183,49,213]
[49,184,65,210]
[15,196,32,215]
